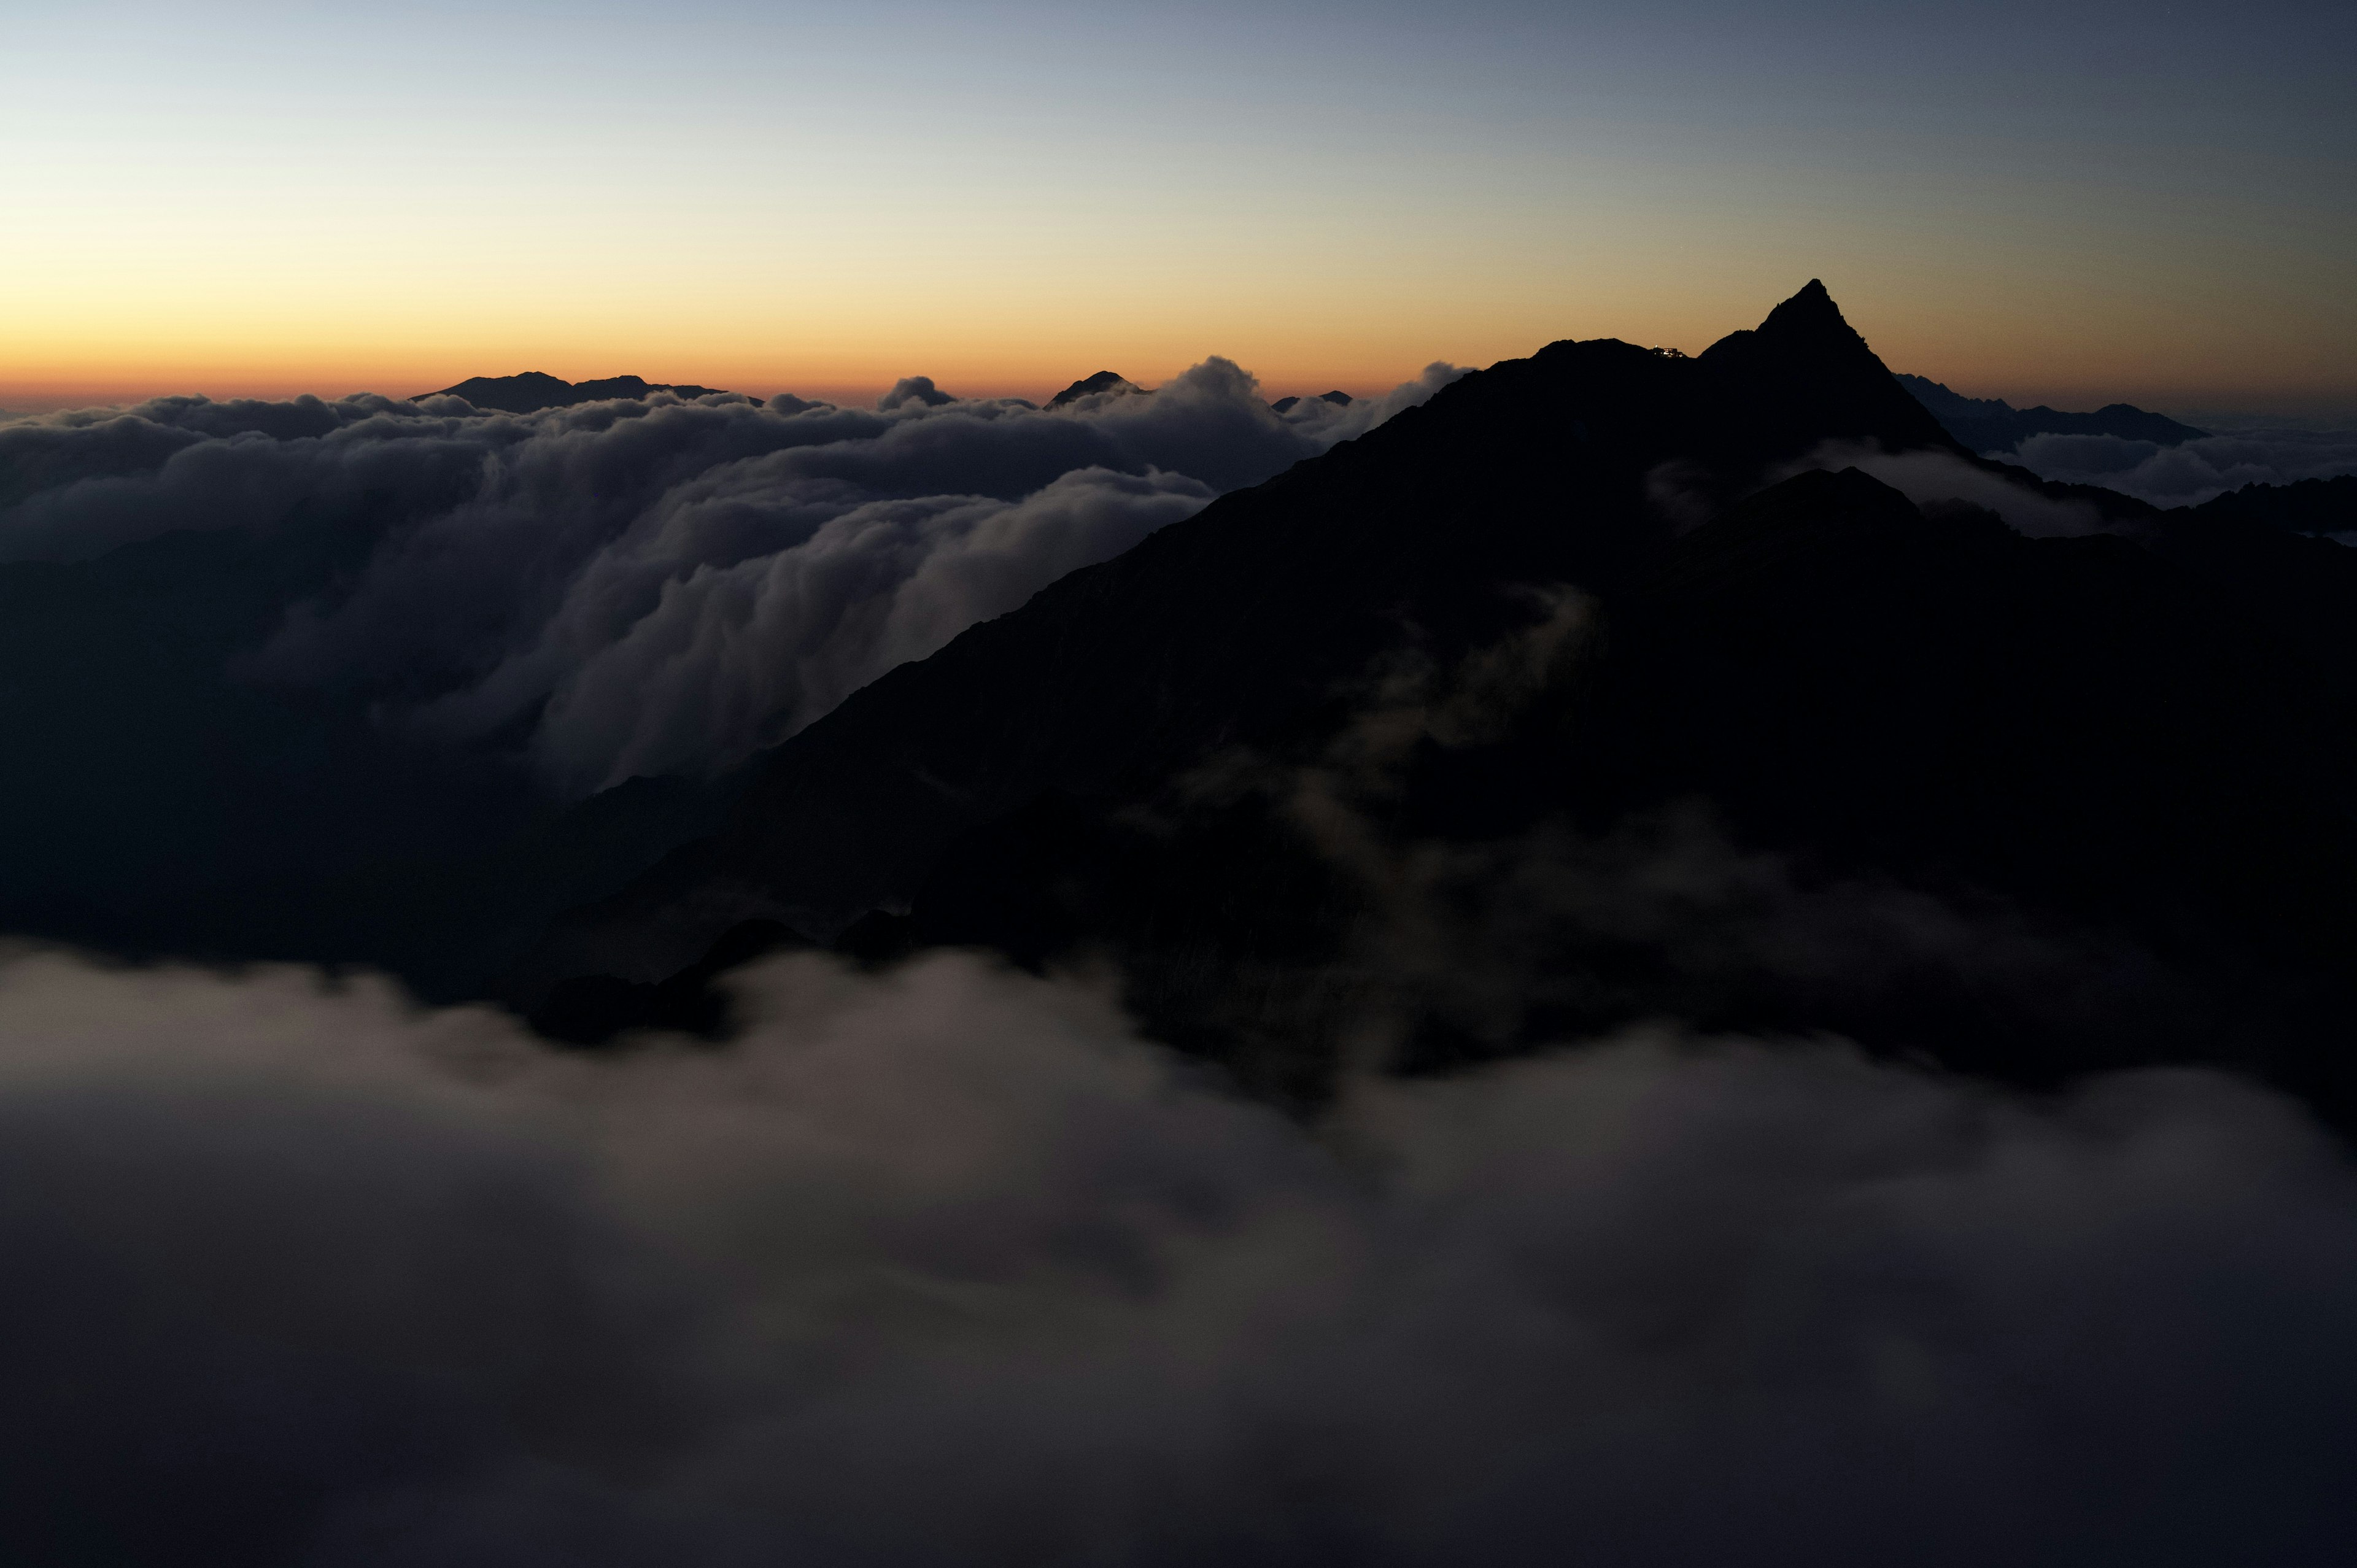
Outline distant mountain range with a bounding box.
[368,364,2253,477]
[1032,373,1357,415]
[423,368,1357,419]
[420,371,737,413]
[2192,474,2356,535]
[1897,372,2207,453]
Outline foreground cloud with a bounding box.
[4,946,2353,1564]
[0,362,1463,792]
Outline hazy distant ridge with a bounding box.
[1898,371,2205,454]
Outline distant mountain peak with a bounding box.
[1271,390,1355,414]
[1046,371,1142,410]
[419,372,737,415]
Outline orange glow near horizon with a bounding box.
[4,5,2351,420]
[9,270,2353,419]
[9,318,2347,422]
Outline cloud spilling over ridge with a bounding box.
[1,945,2352,1566]
[498,467,1213,787]
[2008,426,2357,508]
[1787,442,2107,535]
[0,362,1461,790]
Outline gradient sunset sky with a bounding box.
[5,0,2351,414]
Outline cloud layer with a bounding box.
[1,945,2352,1565]
[2007,425,2357,509]
[0,363,1461,792]
[1782,442,2108,535]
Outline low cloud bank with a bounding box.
[0,362,1461,791]
[2008,426,2357,509]
[1,946,2351,1564]
[1787,443,2107,535]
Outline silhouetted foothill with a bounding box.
[2192,474,2357,536]
[1272,390,1353,413]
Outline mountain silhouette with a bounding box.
[508,280,1969,991]
[420,371,736,413]
[1045,371,1143,409]
[496,280,2357,1124]
[1271,391,1354,413]
[2192,474,2356,535]
[1897,373,2207,452]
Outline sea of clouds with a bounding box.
[0,361,1459,792]
[2,944,2350,1565]
[2003,424,2357,510]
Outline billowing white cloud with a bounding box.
[510,466,1212,789]
[0,944,2351,1563]
[0,363,1461,791]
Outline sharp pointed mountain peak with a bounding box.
[1754,278,1862,342]
[1684,280,1959,454]
[1697,280,1866,365]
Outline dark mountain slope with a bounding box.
[504,282,1975,994]
[2192,474,2357,536]
[898,468,2357,1112]
[1585,474,2357,970]
[2131,503,2357,678]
